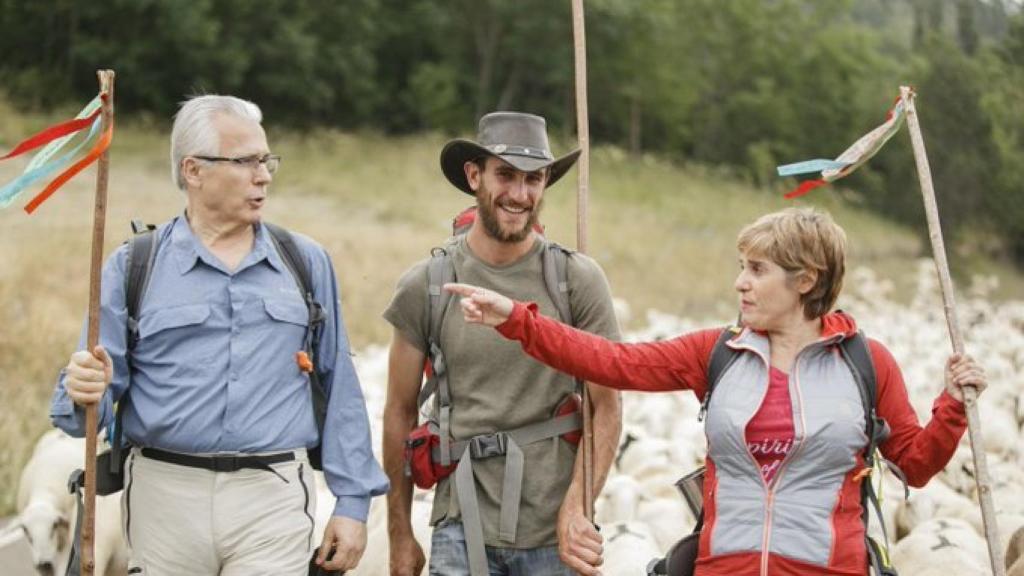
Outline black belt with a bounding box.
[140,447,295,473]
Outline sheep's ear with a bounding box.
[0,522,26,546]
[55,515,70,549]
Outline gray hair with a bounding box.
[170,95,263,191]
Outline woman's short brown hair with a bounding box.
[736,207,847,320]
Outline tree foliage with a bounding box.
[1,0,1021,264]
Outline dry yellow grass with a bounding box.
[1,110,1020,515]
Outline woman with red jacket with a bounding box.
[445,207,987,576]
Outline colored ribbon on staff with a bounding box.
[0,117,102,208]
[0,93,111,212]
[24,119,113,214]
[776,93,908,199]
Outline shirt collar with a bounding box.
[169,213,285,275]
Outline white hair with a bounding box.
[170,95,263,191]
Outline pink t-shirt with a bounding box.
[745,367,795,483]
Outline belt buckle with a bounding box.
[212,456,238,472]
[469,433,507,459]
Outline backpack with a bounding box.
[647,326,902,576]
[64,219,329,576]
[76,219,329,491]
[405,206,584,576]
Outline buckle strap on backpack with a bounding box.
[427,247,456,466]
[435,412,582,462]
[439,411,581,575]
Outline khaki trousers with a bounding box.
[122,447,317,576]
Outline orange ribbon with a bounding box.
[23,119,113,214]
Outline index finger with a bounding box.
[71,349,105,370]
[316,541,333,566]
[444,282,481,297]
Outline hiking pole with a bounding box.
[902,85,1005,576]
[570,0,596,524]
[81,69,115,576]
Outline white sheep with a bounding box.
[895,475,982,538]
[349,489,432,575]
[14,429,127,576]
[15,429,80,575]
[601,521,662,575]
[595,475,644,525]
[1007,524,1024,576]
[891,517,989,576]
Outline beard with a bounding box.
[476,183,543,244]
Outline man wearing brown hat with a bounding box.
[382,112,622,576]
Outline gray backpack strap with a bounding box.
[424,246,456,466]
[425,239,581,573]
[541,241,573,324]
[541,241,584,401]
[445,411,582,574]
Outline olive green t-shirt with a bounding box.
[384,235,620,548]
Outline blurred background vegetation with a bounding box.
[2,0,1024,516]
[1,0,1022,268]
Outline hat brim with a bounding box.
[440,139,581,196]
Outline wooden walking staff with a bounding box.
[902,85,1006,576]
[81,69,115,576]
[570,0,596,522]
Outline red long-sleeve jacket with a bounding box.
[497,303,967,575]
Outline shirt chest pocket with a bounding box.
[138,303,211,339]
[263,297,310,327]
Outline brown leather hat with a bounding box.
[440,112,581,195]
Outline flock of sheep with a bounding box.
[3,260,1023,575]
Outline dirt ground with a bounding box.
[0,517,35,575]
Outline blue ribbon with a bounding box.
[25,95,103,172]
[776,159,851,177]
[0,116,102,208]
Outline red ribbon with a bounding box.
[783,179,828,199]
[23,120,113,214]
[0,101,104,161]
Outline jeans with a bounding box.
[429,520,572,576]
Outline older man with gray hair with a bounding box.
[51,94,388,575]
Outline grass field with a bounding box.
[1,102,1021,515]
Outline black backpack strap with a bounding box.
[125,223,158,351]
[700,326,742,421]
[64,470,86,576]
[838,331,883,457]
[839,330,902,572]
[264,222,329,468]
[110,222,159,472]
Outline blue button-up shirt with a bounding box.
[51,216,388,520]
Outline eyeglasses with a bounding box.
[193,154,281,174]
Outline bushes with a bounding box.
[1,0,1021,264]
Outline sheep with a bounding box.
[14,429,127,576]
[636,497,694,552]
[351,489,432,575]
[601,521,662,575]
[595,475,644,526]
[595,473,696,554]
[15,429,80,575]
[895,475,982,538]
[890,517,989,576]
[1007,524,1024,576]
